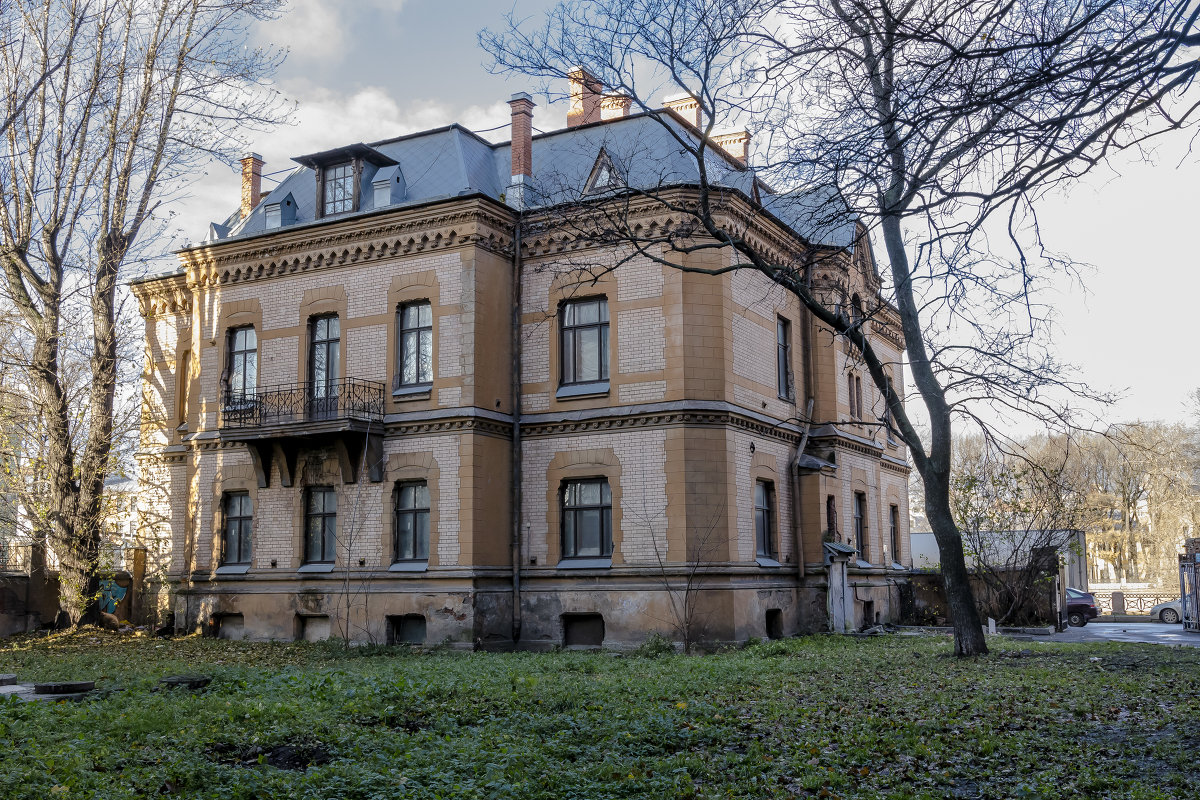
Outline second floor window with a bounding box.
[226,327,257,402]
[776,317,793,400]
[560,297,609,386]
[854,492,867,560]
[309,315,340,414]
[397,302,433,388]
[393,481,431,561]
[323,162,354,215]
[754,481,776,558]
[222,491,252,565]
[562,478,612,558]
[890,504,900,563]
[304,487,337,564]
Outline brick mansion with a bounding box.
[131,71,912,647]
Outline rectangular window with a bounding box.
[847,373,857,418]
[754,481,776,558]
[322,162,354,216]
[393,481,431,562]
[560,298,609,386]
[776,317,793,400]
[309,315,340,417]
[397,302,433,388]
[304,487,337,564]
[855,376,863,422]
[226,327,257,404]
[562,478,612,558]
[889,504,900,564]
[222,491,252,565]
[854,492,867,560]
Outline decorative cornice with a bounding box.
[130,273,191,319]
[179,197,516,289]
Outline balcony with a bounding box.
[218,378,385,487]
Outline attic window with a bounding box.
[323,162,355,215]
[584,149,622,194]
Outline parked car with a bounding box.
[1149,599,1183,624]
[1065,587,1099,627]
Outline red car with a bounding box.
[1066,587,1099,627]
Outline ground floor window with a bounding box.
[393,481,430,562]
[304,487,337,564]
[754,481,776,558]
[562,478,612,558]
[222,491,252,565]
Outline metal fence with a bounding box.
[220,378,386,429]
[1090,589,1179,616]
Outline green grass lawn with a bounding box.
[0,631,1196,799]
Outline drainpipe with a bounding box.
[792,251,818,581]
[510,221,523,644]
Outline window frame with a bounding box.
[889,504,900,564]
[561,477,613,559]
[321,161,356,216]
[308,314,341,417]
[847,373,857,419]
[854,491,868,560]
[559,296,610,389]
[754,480,776,559]
[303,486,337,565]
[392,480,431,563]
[776,317,793,401]
[224,327,257,407]
[395,301,434,391]
[221,491,253,566]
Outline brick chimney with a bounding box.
[601,93,632,120]
[663,94,701,128]
[567,66,603,127]
[508,92,535,210]
[240,152,263,219]
[713,130,751,165]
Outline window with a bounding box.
[309,315,340,417]
[883,374,897,441]
[560,297,609,387]
[776,317,793,400]
[854,492,867,560]
[396,302,433,389]
[222,492,253,565]
[889,504,900,564]
[754,481,776,558]
[847,373,857,418]
[855,375,863,422]
[850,294,864,326]
[322,162,354,215]
[562,478,612,558]
[226,327,257,404]
[304,487,337,564]
[826,494,837,534]
[393,481,430,562]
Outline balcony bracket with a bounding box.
[335,432,384,484]
[248,442,273,489]
[273,442,299,487]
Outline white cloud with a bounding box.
[254,0,407,63]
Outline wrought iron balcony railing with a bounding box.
[220,378,386,430]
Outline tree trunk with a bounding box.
[924,474,989,656]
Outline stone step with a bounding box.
[0,674,17,686]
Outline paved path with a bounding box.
[1050,621,1200,648]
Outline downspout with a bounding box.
[791,251,818,581]
[510,219,523,644]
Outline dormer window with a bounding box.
[323,163,355,216]
[584,148,623,194]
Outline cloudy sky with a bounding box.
[170,0,1200,430]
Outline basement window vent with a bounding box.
[765,608,783,640]
[296,614,330,642]
[562,613,605,648]
[217,613,245,640]
[387,614,426,646]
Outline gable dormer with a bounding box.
[293,143,399,219]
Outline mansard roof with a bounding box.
[196,111,857,252]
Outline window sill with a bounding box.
[388,561,429,573]
[555,558,612,570]
[755,557,782,568]
[298,563,335,573]
[556,382,609,400]
[393,385,432,401]
[855,559,875,569]
[215,564,251,575]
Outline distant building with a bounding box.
[132,71,912,647]
[911,529,1087,589]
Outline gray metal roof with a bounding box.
[202,113,856,251]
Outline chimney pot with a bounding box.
[663,94,702,128]
[239,152,263,220]
[567,66,603,127]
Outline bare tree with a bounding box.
[483,0,1200,655]
[0,0,287,624]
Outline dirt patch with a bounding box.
[208,741,332,771]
